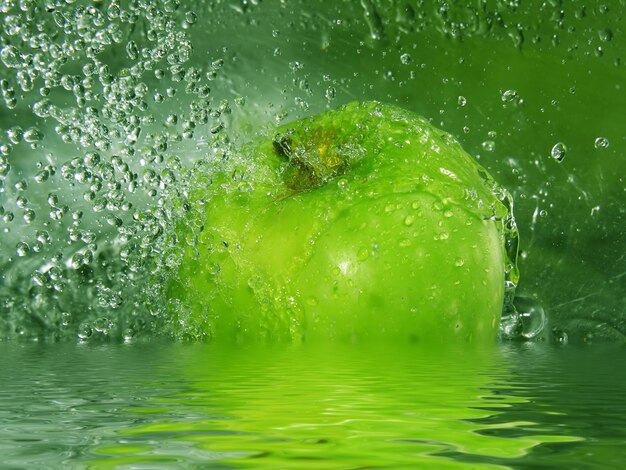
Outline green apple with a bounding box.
[168,101,515,344]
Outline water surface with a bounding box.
[1,342,624,468]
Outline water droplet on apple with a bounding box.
[207,262,220,276]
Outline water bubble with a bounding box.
[16,196,28,208]
[32,99,52,117]
[288,60,303,72]
[70,253,84,269]
[4,97,17,109]
[400,53,413,65]
[36,231,51,245]
[34,170,49,183]
[17,70,33,92]
[325,86,336,100]
[457,96,467,107]
[337,178,349,190]
[0,160,9,178]
[202,261,220,277]
[515,296,546,339]
[23,127,44,143]
[598,28,613,42]
[501,89,519,104]
[185,11,198,24]
[16,242,30,257]
[47,193,59,207]
[32,272,46,287]
[499,311,521,338]
[550,142,567,162]
[196,84,211,98]
[77,324,93,341]
[482,140,495,152]
[126,41,139,60]
[594,137,609,149]
[23,209,35,224]
[84,152,100,167]
[7,126,23,144]
[0,45,21,68]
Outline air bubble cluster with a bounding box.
[0,1,232,342]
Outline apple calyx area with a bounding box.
[168,101,519,345]
[273,127,351,193]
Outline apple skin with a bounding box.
[168,101,512,344]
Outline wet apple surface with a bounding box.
[169,101,516,343]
